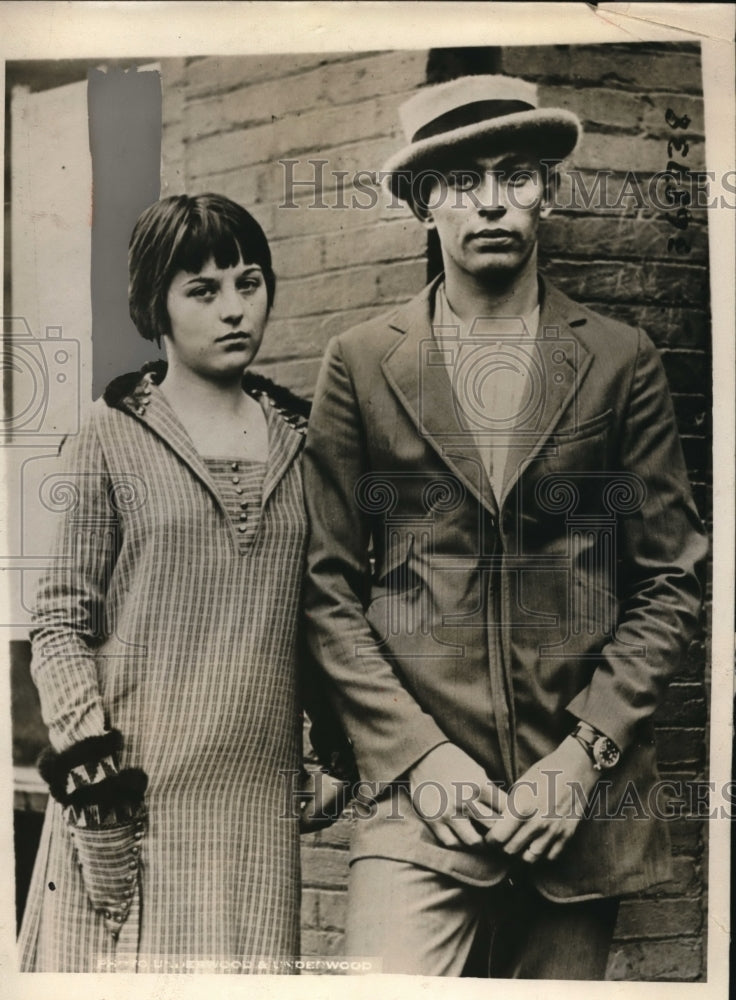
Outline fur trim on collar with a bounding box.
[102,360,311,421]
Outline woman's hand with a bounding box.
[298,768,351,833]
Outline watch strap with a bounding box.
[571,721,620,770]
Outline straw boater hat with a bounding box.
[381,74,581,204]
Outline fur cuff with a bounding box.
[67,768,148,811]
[38,730,124,804]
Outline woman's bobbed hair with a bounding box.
[128,193,276,344]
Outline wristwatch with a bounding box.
[571,721,621,771]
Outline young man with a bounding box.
[303,75,707,979]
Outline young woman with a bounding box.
[19,193,346,973]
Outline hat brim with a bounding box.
[381,108,581,204]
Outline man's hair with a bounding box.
[128,193,276,344]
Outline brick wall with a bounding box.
[159,43,711,981]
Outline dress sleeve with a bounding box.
[30,419,121,751]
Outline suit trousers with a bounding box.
[345,857,619,978]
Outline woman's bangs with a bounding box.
[172,214,249,275]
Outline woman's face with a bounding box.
[164,255,269,380]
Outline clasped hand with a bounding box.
[407,743,507,848]
[410,738,598,862]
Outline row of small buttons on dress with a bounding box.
[135,379,153,416]
[70,812,146,938]
[257,390,307,436]
[108,814,146,939]
[131,377,262,539]
[230,462,250,533]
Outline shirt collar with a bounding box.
[433,281,540,341]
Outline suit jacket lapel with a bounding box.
[380,278,593,516]
[381,279,499,519]
[498,280,592,507]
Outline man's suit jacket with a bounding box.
[303,276,707,899]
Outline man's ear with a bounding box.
[539,162,559,220]
[409,199,436,229]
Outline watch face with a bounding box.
[593,737,620,769]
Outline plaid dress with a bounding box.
[19,370,309,973]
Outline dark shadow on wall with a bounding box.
[88,66,163,396]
